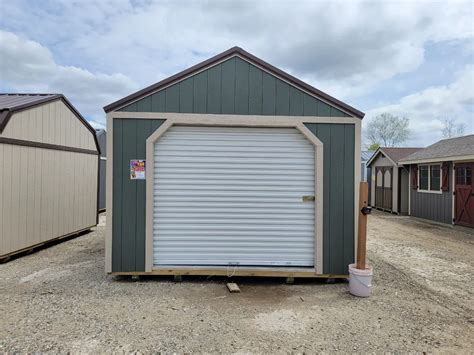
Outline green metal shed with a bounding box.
[103,47,364,278]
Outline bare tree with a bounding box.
[365,113,410,147]
[441,117,466,138]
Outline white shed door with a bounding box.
[153,126,315,267]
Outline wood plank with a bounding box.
[112,119,124,271]
[235,57,249,114]
[262,72,276,115]
[221,57,236,114]
[10,146,20,251]
[343,124,355,268]
[179,78,194,113]
[226,282,241,293]
[112,269,349,278]
[207,65,221,114]
[121,119,138,271]
[193,71,208,114]
[289,86,304,116]
[151,91,166,112]
[318,101,331,116]
[165,84,180,113]
[137,95,152,112]
[135,119,152,271]
[248,64,263,115]
[303,94,317,116]
[329,124,345,274]
[275,80,290,115]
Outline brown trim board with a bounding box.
[103,46,365,119]
[0,137,99,155]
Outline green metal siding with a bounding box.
[305,123,355,274]
[112,118,165,272]
[119,57,350,117]
[112,119,355,274]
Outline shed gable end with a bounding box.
[1,100,96,151]
[119,56,350,117]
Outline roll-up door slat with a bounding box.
[153,126,315,267]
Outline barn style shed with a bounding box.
[0,94,100,260]
[400,135,474,227]
[104,47,365,278]
[367,147,422,214]
[96,129,107,211]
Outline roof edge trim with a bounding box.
[400,155,474,164]
[365,148,398,167]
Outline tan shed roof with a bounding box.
[400,135,474,163]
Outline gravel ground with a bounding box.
[1,211,473,352]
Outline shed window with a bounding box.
[418,164,441,192]
[419,166,429,190]
[376,170,383,187]
[430,165,440,191]
[456,167,472,185]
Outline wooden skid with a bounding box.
[0,226,94,263]
[111,268,348,278]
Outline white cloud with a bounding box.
[0,1,473,131]
[364,65,474,146]
[1,0,472,102]
[0,30,138,124]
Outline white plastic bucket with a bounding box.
[348,263,373,297]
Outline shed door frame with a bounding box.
[145,116,324,273]
[375,166,393,211]
[454,161,474,228]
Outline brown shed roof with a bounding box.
[366,147,423,167]
[103,46,365,118]
[381,147,423,163]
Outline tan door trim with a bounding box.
[145,117,324,273]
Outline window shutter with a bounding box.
[441,163,449,191]
[412,165,418,189]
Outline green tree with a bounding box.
[368,143,380,151]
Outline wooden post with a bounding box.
[356,182,369,270]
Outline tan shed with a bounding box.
[0,94,100,260]
[366,147,422,214]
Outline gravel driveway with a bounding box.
[1,211,473,352]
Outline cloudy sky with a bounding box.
[0,0,473,147]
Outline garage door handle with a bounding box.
[302,195,315,202]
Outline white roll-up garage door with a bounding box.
[153,126,315,267]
